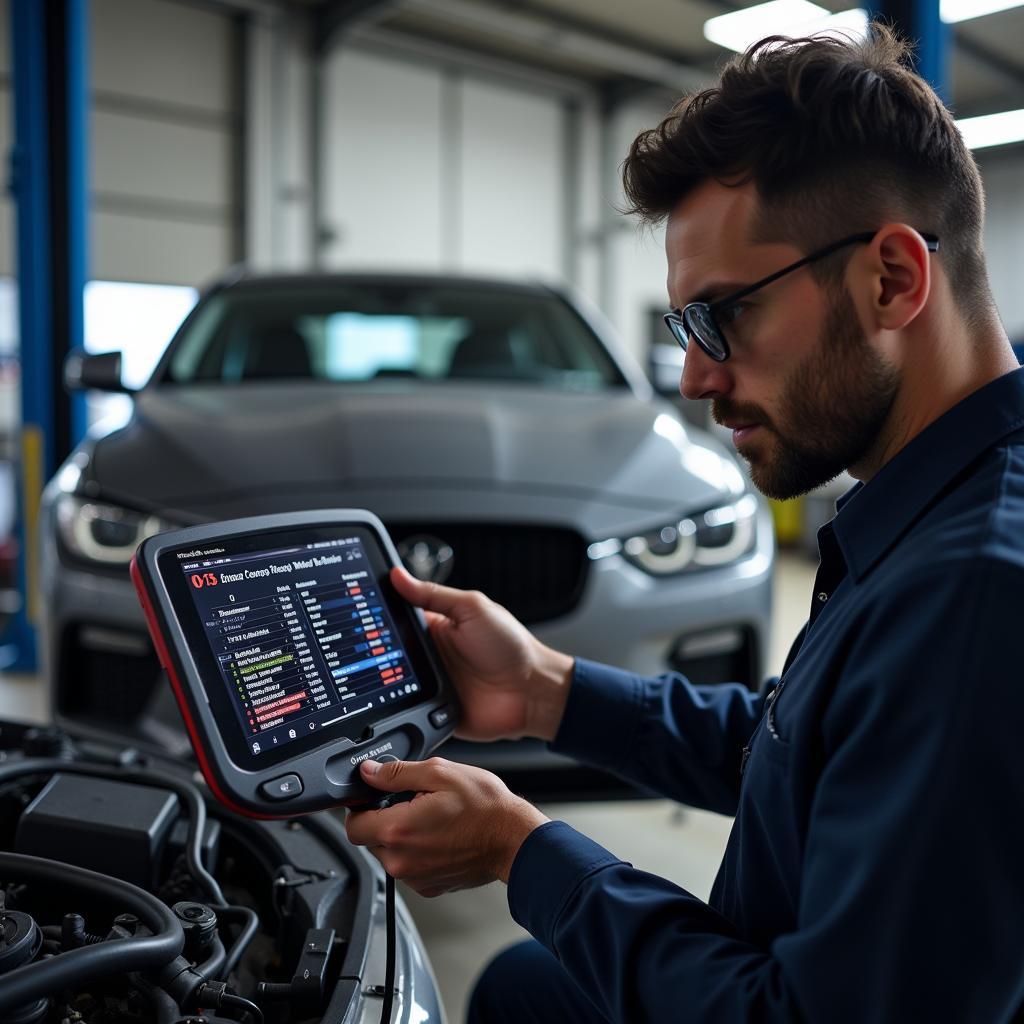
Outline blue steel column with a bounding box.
[866,0,950,103]
[5,0,90,671]
[66,0,91,445]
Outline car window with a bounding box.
[160,283,627,390]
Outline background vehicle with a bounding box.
[40,271,774,799]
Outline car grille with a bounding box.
[387,522,588,626]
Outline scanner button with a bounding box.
[429,706,452,729]
[261,773,303,801]
[325,730,413,786]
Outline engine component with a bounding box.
[0,853,185,1017]
[15,773,180,889]
[165,816,221,879]
[0,890,47,1024]
[0,740,436,1024]
[20,726,75,761]
[173,901,218,962]
[60,912,104,948]
[257,926,336,1010]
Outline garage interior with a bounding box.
[1,1,1023,1022]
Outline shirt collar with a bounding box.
[830,366,1024,582]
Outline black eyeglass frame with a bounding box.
[664,230,940,363]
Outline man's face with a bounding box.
[666,181,899,500]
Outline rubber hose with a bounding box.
[218,906,260,976]
[0,853,184,1015]
[195,936,227,980]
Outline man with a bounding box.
[345,26,1024,1022]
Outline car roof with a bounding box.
[207,267,562,298]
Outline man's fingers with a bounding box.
[390,566,473,619]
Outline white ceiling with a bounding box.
[318,0,1024,118]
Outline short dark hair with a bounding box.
[622,26,992,322]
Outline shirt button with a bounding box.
[817,591,829,602]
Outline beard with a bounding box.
[712,286,900,501]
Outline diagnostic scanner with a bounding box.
[130,510,459,817]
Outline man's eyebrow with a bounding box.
[671,280,751,310]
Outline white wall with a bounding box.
[320,47,572,283]
[321,50,446,269]
[977,149,1024,342]
[90,0,240,286]
[605,99,677,363]
[458,78,565,279]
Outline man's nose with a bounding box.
[680,342,731,401]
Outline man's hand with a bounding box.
[391,566,575,742]
[344,757,549,896]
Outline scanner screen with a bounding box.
[179,535,422,757]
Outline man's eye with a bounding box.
[717,302,748,326]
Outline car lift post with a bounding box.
[867,0,950,103]
[5,0,90,671]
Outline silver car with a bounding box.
[40,271,774,798]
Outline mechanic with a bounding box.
[345,26,1024,1023]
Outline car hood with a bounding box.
[87,382,745,527]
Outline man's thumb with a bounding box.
[390,566,465,618]
[360,757,413,790]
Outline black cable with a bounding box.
[380,872,397,1024]
[221,992,264,1024]
[0,853,184,1016]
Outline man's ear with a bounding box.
[861,224,932,331]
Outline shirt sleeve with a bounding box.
[510,560,1024,1023]
[551,657,769,814]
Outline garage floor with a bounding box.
[0,550,819,1024]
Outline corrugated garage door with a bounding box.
[321,47,567,281]
[90,0,241,287]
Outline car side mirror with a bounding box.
[647,345,713,430]
[64,349,132,393]
[648,343,684,397]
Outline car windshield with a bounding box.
[159,281,627,391]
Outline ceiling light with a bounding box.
[941,0,1024,22]
[704,1,868,54]
[815,8,870,37]
[955,108,1024,150]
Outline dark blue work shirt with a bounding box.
[507,367,1024,1022]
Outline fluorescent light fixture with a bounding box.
[955,108,1024,150]
[941,0,1024,22]
[704,1,868,54]
[815,8,869,38]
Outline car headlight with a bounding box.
[56,495,175,566]
[589,493,760,576]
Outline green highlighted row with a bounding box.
[237,652,294,675]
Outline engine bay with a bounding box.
[0,720,436,1024]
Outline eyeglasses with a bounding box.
[664,230,940,363]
